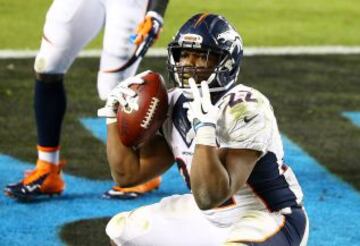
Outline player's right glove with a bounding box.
[131,11,163,58]
[184,78,219,146]
[97,70,150,118]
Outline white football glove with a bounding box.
[184,78,219,146]
[97,70,150,118]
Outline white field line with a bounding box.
[1,46,360,59]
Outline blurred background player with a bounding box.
[99,13,309,245]
[4,0,168,200]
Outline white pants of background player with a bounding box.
[34,0,149,100]
[106,194,309,246]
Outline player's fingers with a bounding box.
[134,16,153,45]
[189,78,201,101]
[121,76,143,86]
[136,70,151,78]
[107,94,122,108]
[187,108,194,120]
[200,81,212,106]
[134,35,144,45]
[142,16,153,34]
[130,77,144,84]
[183,102,194,115]
[117,95,128,107]
[119,87,136,97]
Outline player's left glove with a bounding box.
[97,70,150,119]
[131,11,163,58]
[184,78,219,146]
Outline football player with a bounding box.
[99,13,309,245]
[4,0,169,200]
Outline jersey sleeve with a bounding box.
[216,88,274,153]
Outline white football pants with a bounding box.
[34,0,149,100]
[106,194,309,246]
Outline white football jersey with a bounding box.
[161,84,304,227]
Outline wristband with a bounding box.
[195,125,217,146]
[194,121,216,133]
[146,11,163,24]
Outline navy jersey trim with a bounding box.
[227,207,307,246]
[247,152,298,212]
[172,94,193,147]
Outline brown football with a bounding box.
[117,71,168,147]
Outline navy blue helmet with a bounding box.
[168,13,243,92]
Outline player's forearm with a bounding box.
[148,0,169,16]
[106,123,141,186]
[190,145,231,210]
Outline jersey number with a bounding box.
[219,90,257,108]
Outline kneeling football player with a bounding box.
[99,13,309,245]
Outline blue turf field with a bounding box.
[1,115,359,245]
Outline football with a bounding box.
[117,71,168,147]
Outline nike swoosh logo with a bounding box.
[24,184,41,193]
[200,105,208,114]
[244,114,258,123]
[21,173,49,194]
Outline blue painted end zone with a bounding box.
[282,136,360,245]
[342,111,360,127]
[80,118,107,143]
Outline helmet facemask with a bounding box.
[168,46,224,90]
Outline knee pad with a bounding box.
[106,207,151,244]
[106,212,129,241]
[34,37,76,74]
